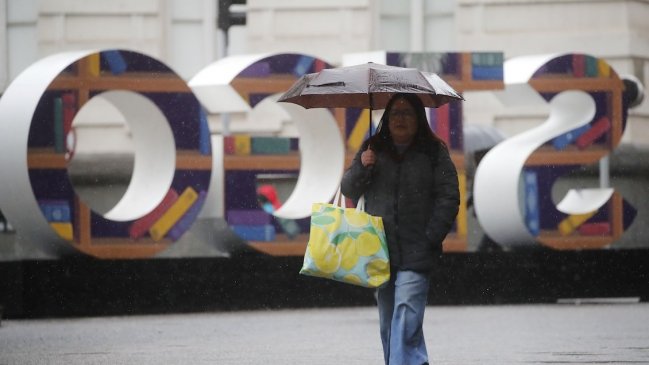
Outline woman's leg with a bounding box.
[388,270,430,365]
[377,275,396,365]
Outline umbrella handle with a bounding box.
[368,92,374,138]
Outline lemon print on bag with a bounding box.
[308,227,341,273]
[366,258,390,287]
[311,205,343,232]
[343,274,362,286]
[302,200,389,288]
[338,236,360,270]
[345,210,369,227]
[356,231,381,256]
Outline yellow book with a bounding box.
[597,59,610,78]
[50,222,73,241]
[558,211,596,236]
[347,109,370,151]
[149,187,199,241]
[88,53,100,76]
[234,135,251,155]
[456,172,468,237]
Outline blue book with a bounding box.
[39,200,71,222]
[472,66,504,81]
[167,190,207,240]
[523,170,540,236]
[231,224,276,242]
[102,50,127,75]
[293,55,315,77]
[552,124,591,150]
[199,108,211,155]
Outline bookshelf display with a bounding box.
[475,53,636,250]
[226,52,504,256]
[343,52,505,253]
[28,50,211,258]
[525,55,634,250]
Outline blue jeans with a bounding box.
[377,270,430,365]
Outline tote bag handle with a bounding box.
[334,187,365,213]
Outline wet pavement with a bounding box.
[1,303,648,364]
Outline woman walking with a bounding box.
[341,93,460,365]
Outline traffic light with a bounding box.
[218,0,246,31]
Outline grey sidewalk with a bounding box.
[1,303,648,364]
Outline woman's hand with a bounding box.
[361,148,376,167]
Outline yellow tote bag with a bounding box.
[300,190,390,288]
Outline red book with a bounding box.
[129,188,179,238]
[314,59,326,72]
[435,104,450,145]
[578,222,611,236]
[572,54,585,77]
[223,136,236,155]
[576,116,611,149]
[62,92,76,136]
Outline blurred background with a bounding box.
[0,0,648,258]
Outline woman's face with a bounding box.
[388,98,418,144]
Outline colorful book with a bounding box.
[471,53,504,80]
[558,211,597,236]
[50,222,73,240]
[523,170,540,236]
[347,109,370,151]
[62,93,76,136]
[88,53,100,76]
[597,59,611,77]
[585,56,598,77]
[149,187,199,241]
[572,54,585,78]
[231,224,276,242]
[39,200,71,222]
[223,136,236,155]
[102,50,127,75]
[251,137,291,155]
[432,104,450,144]
[53,97,64,153]
[234,135,251,155]
[578,222,611,236]
[199,108,211,155]
[576,116,611,149]
[456,172,467,237]
[129,189,179,239]
[293,55,315,77]
[227,209,271,226]
[552,123,591,150]
[167,190,207,241]
[314,59,327,72]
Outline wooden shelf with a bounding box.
[529,77,622,93]
[230,75,301,96]
[28,149,212,171]
[176,151,212,170]
[224,153,301,170]
[525,145,608,166]
[74,237,172,259]
[28,148,67,169]
[49,73,191,93]
[537,231,612,250]
[248,233,308,256]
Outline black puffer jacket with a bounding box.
[341,139,460,272]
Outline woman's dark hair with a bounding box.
[365,93,445,159]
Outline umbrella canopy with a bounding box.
[278,62,463,110]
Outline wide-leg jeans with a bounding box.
[377,269,430,365]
